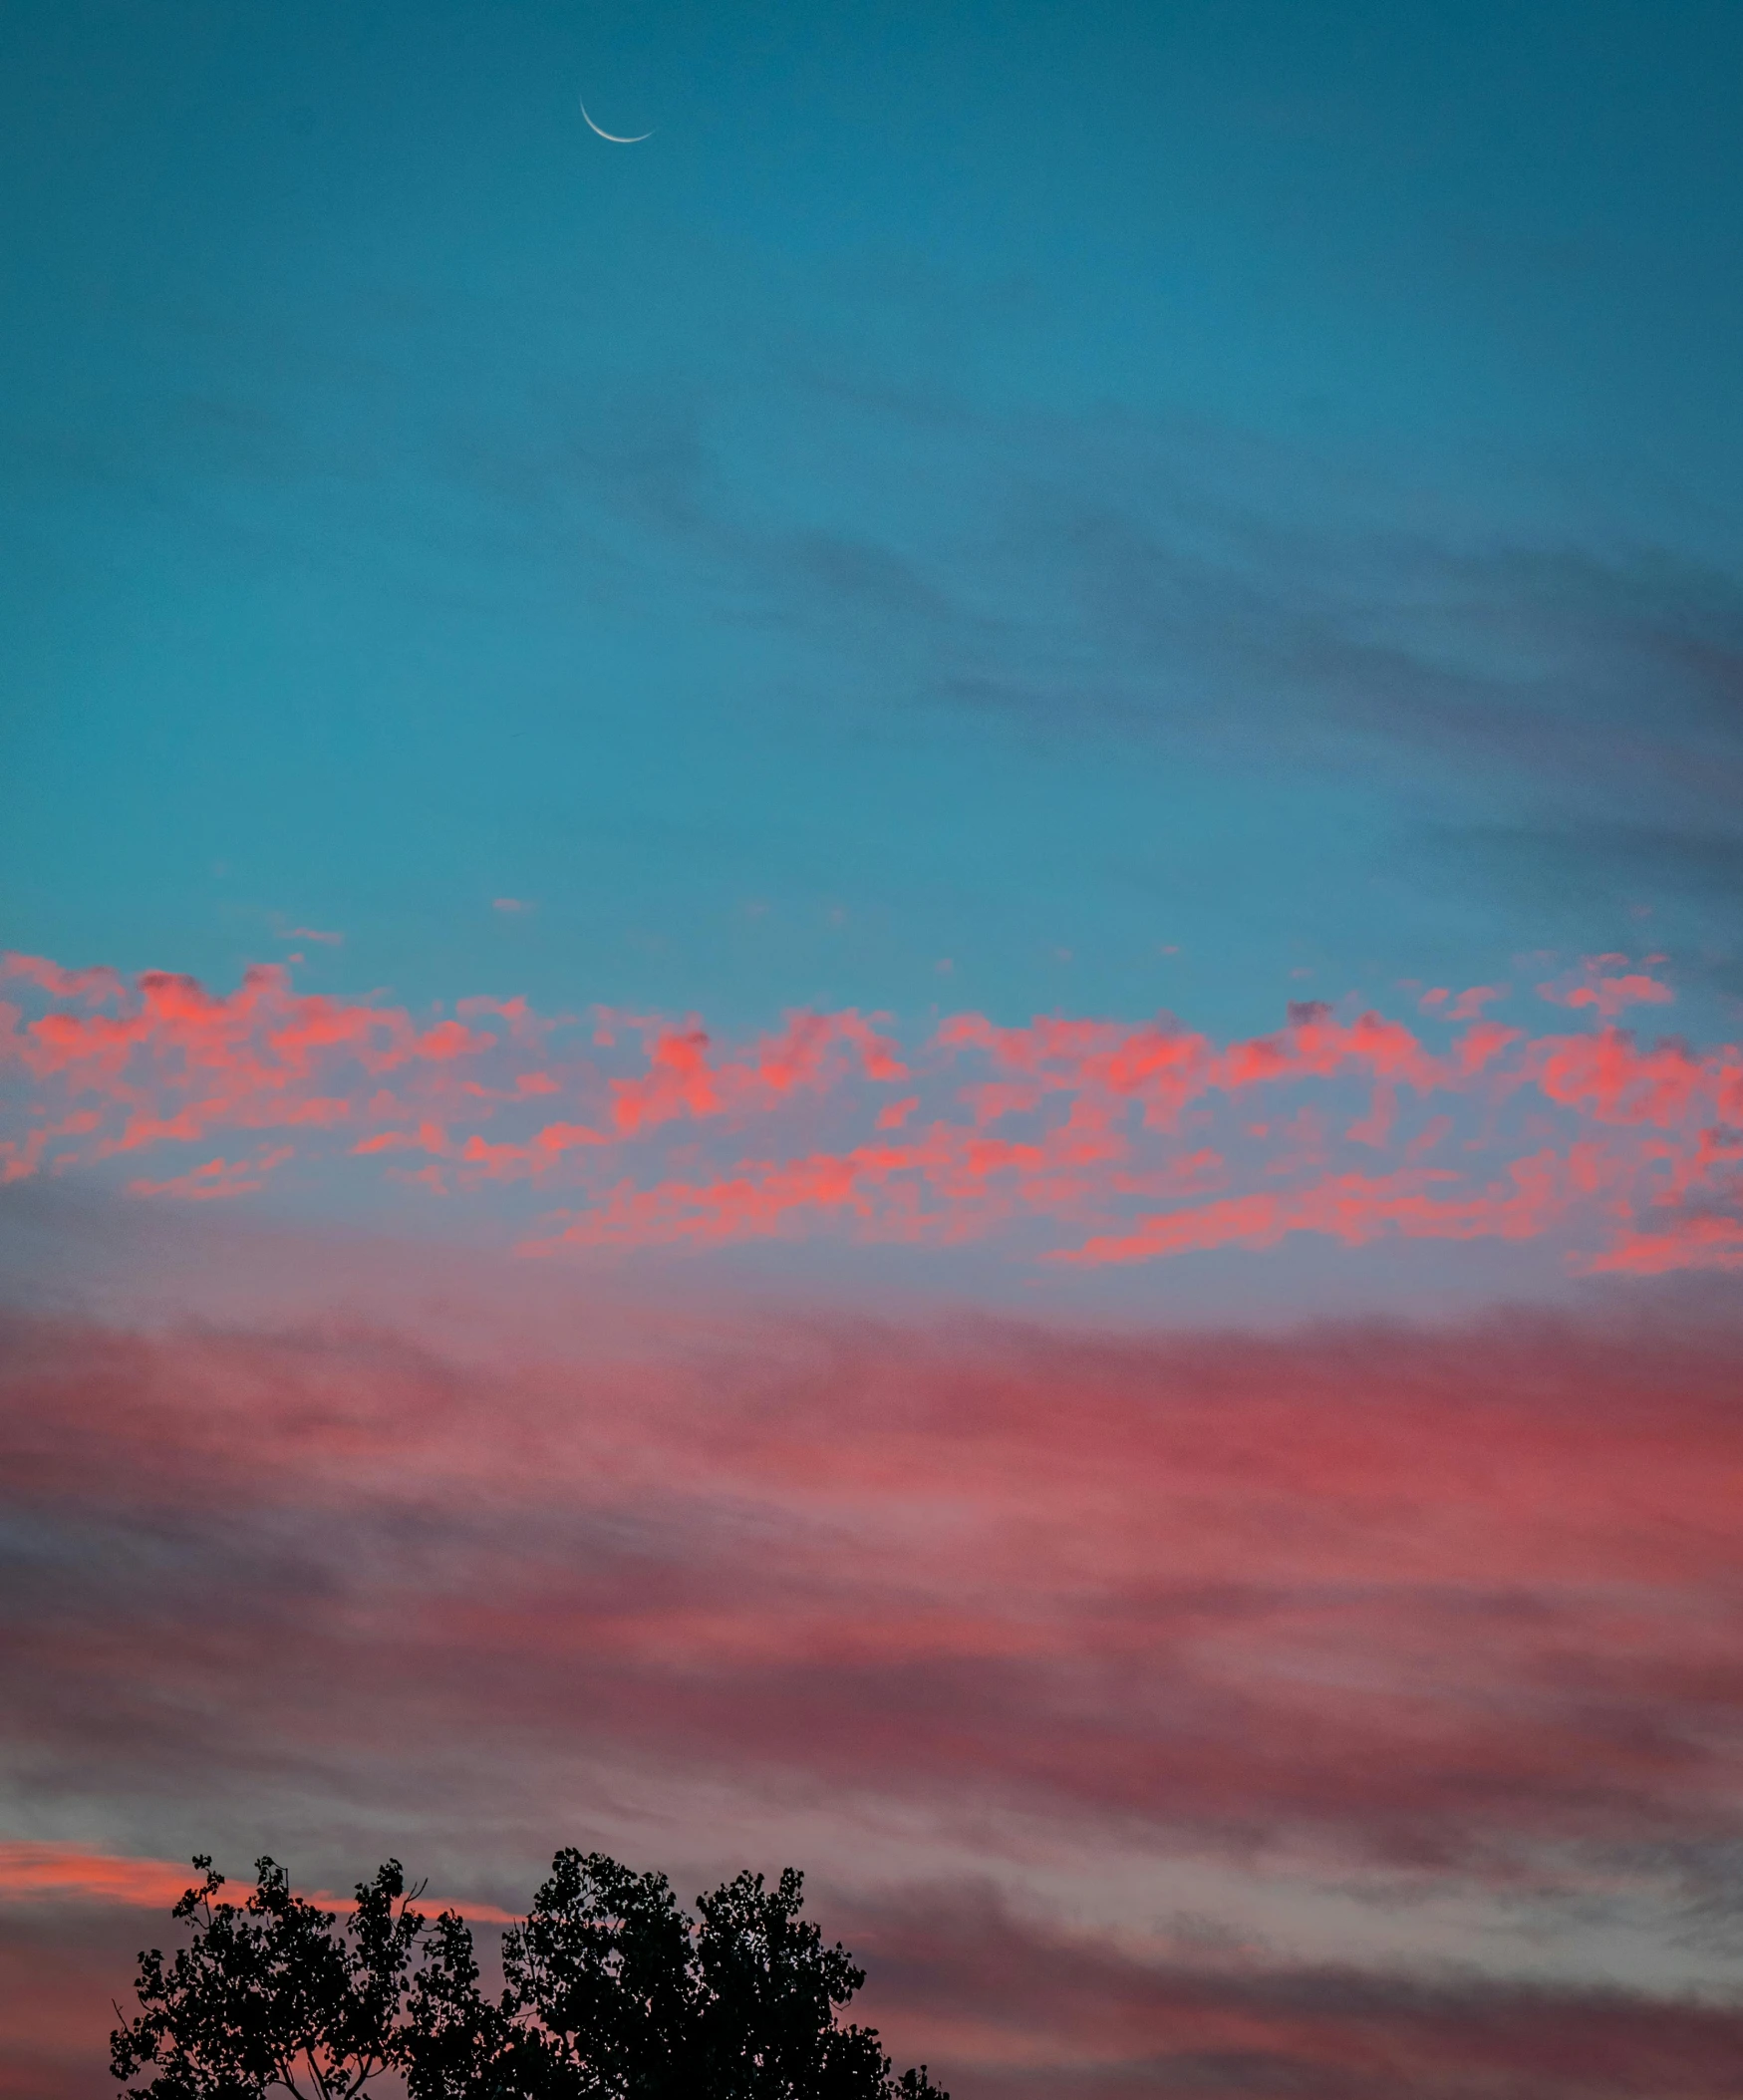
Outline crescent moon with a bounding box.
[579,95,652,145]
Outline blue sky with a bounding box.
[5,0,1741,1039]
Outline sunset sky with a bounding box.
[4,4,1743,2096]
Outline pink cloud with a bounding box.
[0,952,126,1002]
[127,1146,294,1201]
[1422,983,1506,1022]
[1584,1212,1743,1275]
[416,1020,494,1061]
[1539,958,1675,1020]
[1532,1028,1709,1126]
[5,950,1743,1275]
[1051,1151,1583,1267]
[12,1287,1743,2100]
[6,1301,1742,1942]
[1344,1082,1395,1148]
[610,1024,723,1134]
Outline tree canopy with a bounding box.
[111,1850,947,2100]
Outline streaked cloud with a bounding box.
[4,1301,1741,2095]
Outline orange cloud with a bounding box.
[0,1843,520,1924]
[0,1844,193,1910]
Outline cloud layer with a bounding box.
[4,949,1742,1274]
[4,1300,1742,2094]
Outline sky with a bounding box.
[2,2,1742,2095]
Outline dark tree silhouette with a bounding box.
[110,1857,427,2100]
[112,1851,947,2100]
[690,1865,913,2100]
[496,1851,699,2097]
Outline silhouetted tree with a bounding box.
[495,1851,699,2097]
[402,1908,523,2100]
[690,1865,909,2100]
[110,1856,426,2099]
[112,1850,947,2100]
